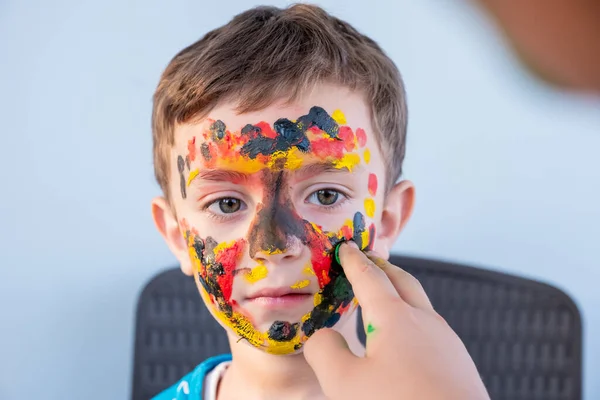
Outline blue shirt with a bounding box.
[152,354,233,400]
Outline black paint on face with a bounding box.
[352,212,366,249]
[239,106,340,159]
[268,321,299,342]
[200,143,211,161]
[248,170,307,257]
[210,120,226,140]
[193,236,235,318]
[299,244,354,337]
[177,155,187,199]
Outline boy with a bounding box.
[149,4,443,399]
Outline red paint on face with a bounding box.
[368,223,376,251]
[215,239,246,302]
[257,121,278,139]
[311,137,345,159]
[305,228,333,288]
[187,137,197,161]
[355,128,367,148]
[309,126,357,160]
[368,173,378,196]
[340,225,353,240]
[337,126,356,152]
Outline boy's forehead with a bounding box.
[174,85,375,147]
[169,87,385,185]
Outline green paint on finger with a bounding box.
[366,323,376,335]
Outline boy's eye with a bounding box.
[208,198,245,214]
[307,189,343,206]
[316,189,338,205]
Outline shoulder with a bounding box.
[151,354,233,400]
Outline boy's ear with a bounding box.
[376,180,415,257]
[151,197,194,275]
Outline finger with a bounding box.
[304,328,359,397]
[337,242,400,314]
[366,252,434,312]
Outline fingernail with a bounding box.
[346,241,359,249]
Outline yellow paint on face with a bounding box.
[283,147,305,170]
[213,240,238,255]
[187,169,200,186]
[364,198,376,218]
[244,263,268,283]
[313,292,323,307]
[291,279,310,289]
[331,109,347,125]
[213,307,264,348]
[363,148,371,164]
[303,265,316,275]
[361,229,370,250]
[333,153,361,171]
[265,247,284,255]
[212,302,310,355]
[226,158,266,174]
[264,147,305,171]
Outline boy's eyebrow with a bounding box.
[189,162,361,185]
[293,162,363,180]
[192,169,249,184]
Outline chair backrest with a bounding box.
[131,255,582,400]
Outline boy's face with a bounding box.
[153,85,413,355]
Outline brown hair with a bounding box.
[152,4,407,200]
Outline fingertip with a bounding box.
[338,240,361,260]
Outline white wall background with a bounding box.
[1,0,598,398]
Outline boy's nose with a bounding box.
[251,236,304,265]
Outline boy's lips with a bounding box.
[245,287,313,309]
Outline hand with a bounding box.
[304,242,490,400]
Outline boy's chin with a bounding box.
[222,306,358,356]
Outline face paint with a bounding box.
[355,128,367,148]
[368,173,378,196]
[291,280,310,289]
[184,106,360,179]
[363,148,371,164]
[179,106,379,354]
[364,198,376,218]
[183,213,372,354]
[177,155,187,199]
[244,262,268,283]
[303,264,316,276]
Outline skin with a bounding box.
[152,84,415,399]
[304,243,490,400]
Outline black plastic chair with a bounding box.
[131,255,582,400]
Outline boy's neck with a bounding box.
[218,312,364,400]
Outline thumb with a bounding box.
[304,328,359,396]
